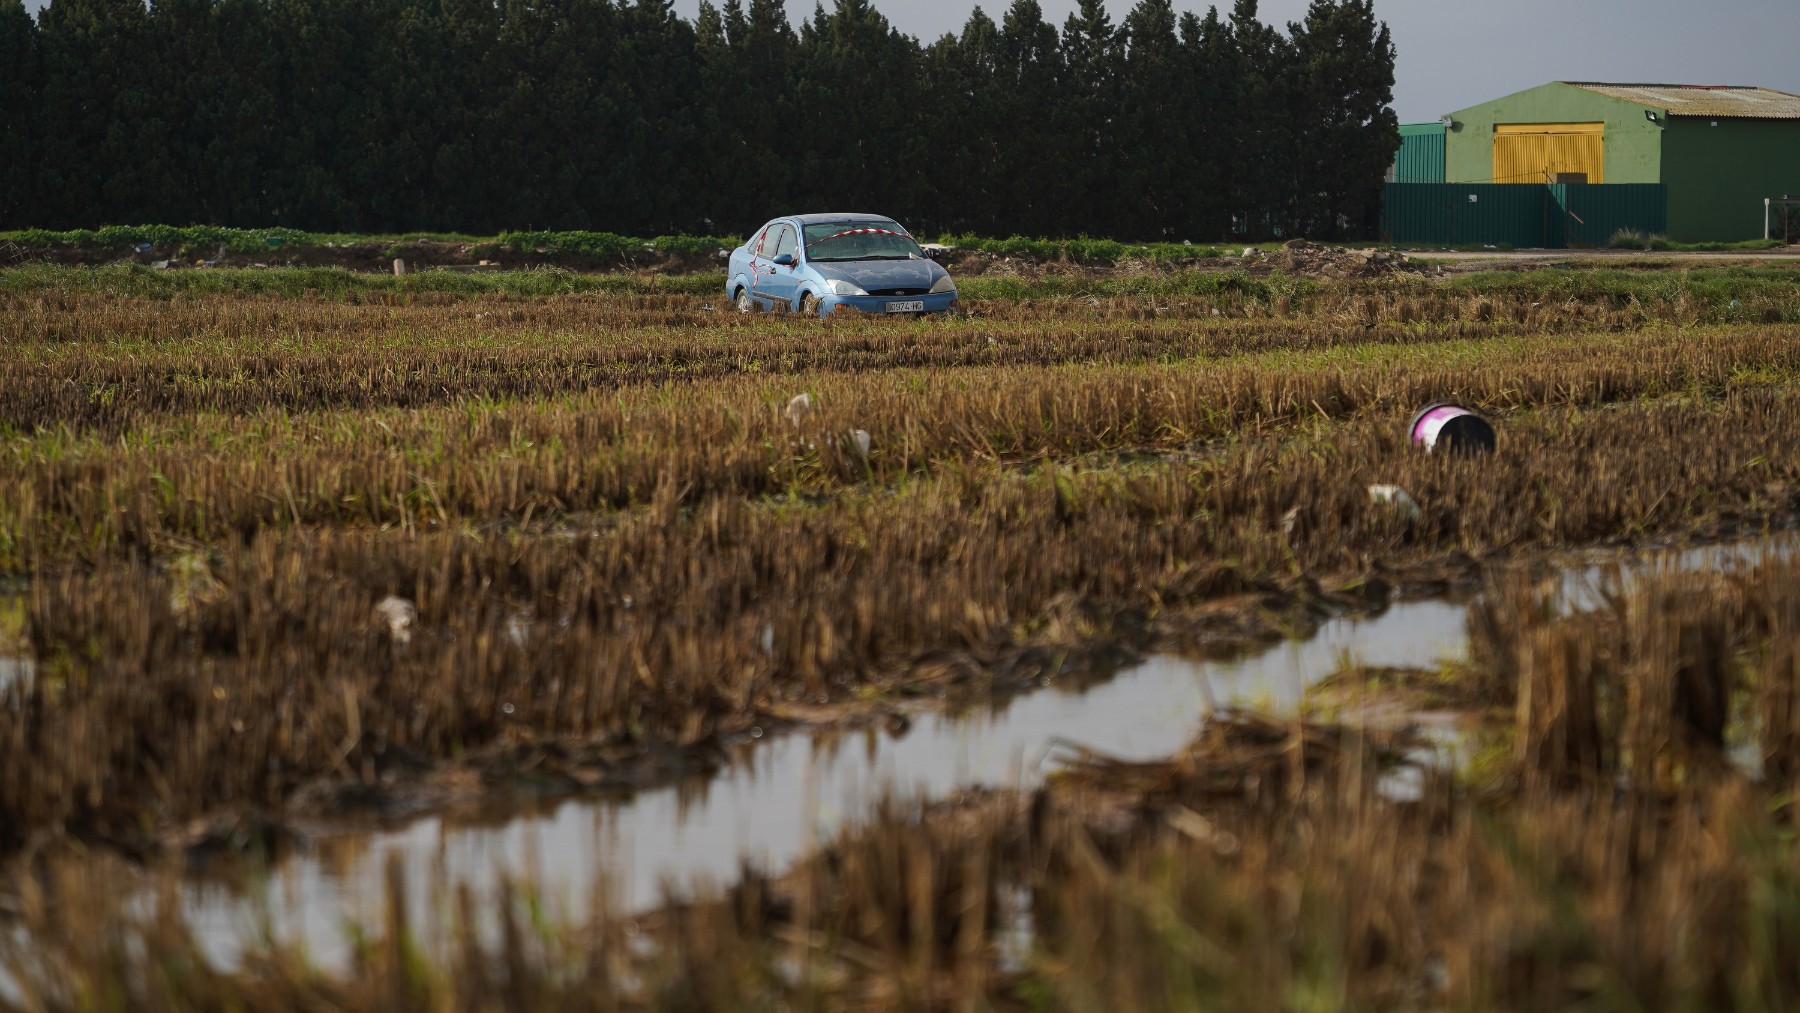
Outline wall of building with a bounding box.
[1446,83,1662,186]
[1391,124,1446,183]
[1661,119,1800,241]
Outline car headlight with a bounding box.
[929,275,957,295]
[825,279,868,297]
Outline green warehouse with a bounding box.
[1442,82,1800,242]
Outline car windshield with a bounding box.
[803,222,923,262]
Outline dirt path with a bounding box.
[1411,247,1800,267]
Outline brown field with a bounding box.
[12,556,1800,1009]
[4,263,1800,1009]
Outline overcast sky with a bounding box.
[25,0,1800,122]
[703,0,1800,123]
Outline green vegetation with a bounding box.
[1,225,739,263]
[3,223,323,253]
[0,263,723,299]
[1606,228,1787,253]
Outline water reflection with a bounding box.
[181,598,1470,968]
[0,657,29,696]
[1557,536,1796,612]
[146,534,1800,968]
[0,592,28,698]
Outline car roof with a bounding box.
[787,212,903,226]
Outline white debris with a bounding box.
[374,595,417,645]
[1367,484,1421,519]
[850,429,871,460]
[505,610,532,646]
[784,393,813,427]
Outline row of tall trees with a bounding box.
[0,0,1399,240]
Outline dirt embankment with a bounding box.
[941,238,1433,281]
[1263,238,1430,278]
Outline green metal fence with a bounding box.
[1380,183,1667,248]
[1551,184,1668,248]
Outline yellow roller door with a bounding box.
[1493,122,1605,184]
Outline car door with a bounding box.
[744,222,778,308]
[760,223,802,308]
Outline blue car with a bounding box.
[726,213,959,317]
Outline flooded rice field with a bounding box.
[11,268,1800,1008]
[181,599,1470,969]
[176,534,1791,971]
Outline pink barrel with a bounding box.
[1409,402,1496,454]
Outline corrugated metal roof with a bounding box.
[1562,82,1800,120]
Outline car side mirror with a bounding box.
[772,253,796,267]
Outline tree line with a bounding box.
[0,0,1399,242]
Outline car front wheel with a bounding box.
[800,292,822,317]
[735,287,754,313]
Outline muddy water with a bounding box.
[0,593,27,698]
[0,658,28,695]
[1558,538,1800,611]
[179,598,1470,969]
[118,535,1800,968]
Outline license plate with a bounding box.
[885,300,925,313]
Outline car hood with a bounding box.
[811,259,946,290]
